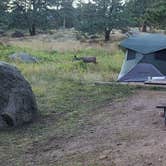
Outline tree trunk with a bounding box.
[141,22,147,32]
[29,23,36,36]
[104,28,111,41]
[63,17,66,29]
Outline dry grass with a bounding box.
[3,29,125,53]
[7,37,120,53]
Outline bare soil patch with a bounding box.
[23,90,166,166]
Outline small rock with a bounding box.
[99,150,112,160]
[117,143,122,146]
[90,129,94,133]
[152,121,158,125]
[99,155,108,160]
[103,150,112,155]
[143,142,150,146]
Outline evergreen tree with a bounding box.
[10,0,51,35]
[75,0,124,41]
[0,0,10,29]
[75,1,97,34]
[60,0,75,28]
[124,0,157,31]
[145,0,166,29]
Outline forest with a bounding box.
[0,0,166,39]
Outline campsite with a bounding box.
[1,0,166,165]
[1,30,166,166]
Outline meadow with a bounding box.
[0,42,134,165]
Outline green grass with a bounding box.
[1,45,124,82]
[0,44,133,165]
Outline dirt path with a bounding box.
[26,90,166,166]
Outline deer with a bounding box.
[73,55,97,64]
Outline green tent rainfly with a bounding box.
[118,33,166,82]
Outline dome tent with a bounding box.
[118,33,166,82]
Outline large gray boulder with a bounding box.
[9,52,38,63]
[0,62,38,128]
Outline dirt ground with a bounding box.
[23,90,166,166]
